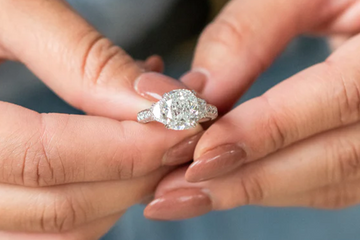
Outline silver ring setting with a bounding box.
[137,89,218,130]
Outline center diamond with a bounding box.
[152,89,203,130]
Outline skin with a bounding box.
[144,0,360,220]
[2,0,360,235]
[0,0,199,238]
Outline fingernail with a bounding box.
[180,68,210,93]
[186,144,246,182]
[162,132,203,166]
[134,72,186,101]
[144,188,212,220]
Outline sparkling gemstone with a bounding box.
[152,89,203,130]
[137,110,152,122]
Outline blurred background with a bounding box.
[0,0,360,239]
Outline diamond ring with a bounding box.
[137,89,218,130]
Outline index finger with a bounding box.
[0,101,201,187]
[0,0,181,120]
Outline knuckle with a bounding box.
[325,138,360,183]
[0,138,37,186]
[115,153,135,180]
[35,114,69,186]
[237,174,266,206]
[0,114,66,187]
[79,30,134,88]
[116,152,136,180]
[257,95,291,151]
[109,124,138,180]
[338,140,360,178]
[39,192,87,233]
[21,114,70,187]
[325,61,360,124]
[48,196,76,233]
[22,140,52,187]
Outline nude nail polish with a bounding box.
[134,72,186,101]
[186,144,246,182]
[162,132,203,166]
[144,188,212,220]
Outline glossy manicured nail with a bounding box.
[186,144,246,182]
[134,72,186,101]
[144,188,212,220]
[180,68,210,93]
[162,132,203,166]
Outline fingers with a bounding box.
[181,0,360,111]
[0,168,165,233]
[0,213,121,240]
[200,121,360,208]
[179,0,331,110]
[322,1,360,34]
[0,101,201,187]
[268,179,360,209]
[0,0,179,120]
[145,121,360,219]
[185,33,360,182]
[144,166,213,220]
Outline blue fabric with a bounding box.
[104,205,360,240]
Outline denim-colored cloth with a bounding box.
[0,1,359,240]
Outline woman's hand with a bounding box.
[0,0,201,237]
[0,0,186,120]
[144,0,360,220]
[0,101,200,239]
[180,0,360,112]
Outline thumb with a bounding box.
[0,0,182,120]
[181,0,359,112]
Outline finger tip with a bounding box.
[180,68,209,94]
[143,199,164,220]
[143,188,212,220]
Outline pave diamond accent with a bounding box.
[137,109,153,123]
[206,105,218,116]
[152,89,202,130]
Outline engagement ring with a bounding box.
[137,89,218,130]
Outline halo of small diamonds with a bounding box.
[137,89,217,130]
[151,89,202,130]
